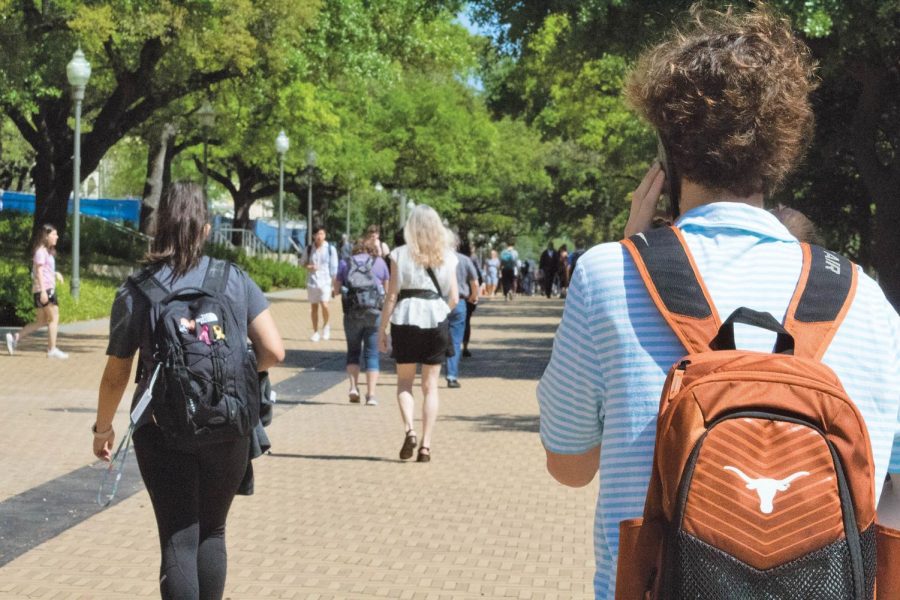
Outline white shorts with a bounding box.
[308,287,332,304]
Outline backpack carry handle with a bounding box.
[710,307,795,354]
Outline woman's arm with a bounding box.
[93,355,135,461]
[378,263,400,353]
[248,309,285,372]
[447,276,459,310]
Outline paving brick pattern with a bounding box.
[0,291,597,598]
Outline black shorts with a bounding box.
[391,320,452,365]
[33,288,58,308]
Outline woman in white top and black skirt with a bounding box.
[378,205,459,463]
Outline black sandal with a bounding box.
[416,447,431,463]
[400,431,417,460]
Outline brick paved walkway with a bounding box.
[0,292,597,599]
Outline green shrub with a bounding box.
[0,259,35,325]
[0,213,35,256]
[206,243,305,291]
[57,216,147,266]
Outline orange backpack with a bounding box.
[614,226,899,600]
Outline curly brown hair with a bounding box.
[625,5,818,197]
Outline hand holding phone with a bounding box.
[624,162,666,238]
[656,134,680,219]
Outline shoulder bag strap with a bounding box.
[782,243,857,360]
[620,226,721,354]
[425,267,443,297]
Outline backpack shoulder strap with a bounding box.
[129,266,169,304]
[783,243,857,360]
[201,258,231,294]
[620,226,721,354]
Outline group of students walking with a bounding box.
[301,209,480,462]
[4,5,899,599]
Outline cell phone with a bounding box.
[656,134,681,220]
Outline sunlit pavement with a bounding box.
[0,292,596,599]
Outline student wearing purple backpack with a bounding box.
[334,237,390,405]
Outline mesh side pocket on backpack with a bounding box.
[671,529,860,600]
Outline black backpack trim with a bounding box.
[793,245,854,323]
[622,226,858,359]
[627,227,713,320]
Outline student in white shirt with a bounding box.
[301,226,339,342]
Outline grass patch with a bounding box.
[56,276,121,324]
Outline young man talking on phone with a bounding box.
[537,7,900,599]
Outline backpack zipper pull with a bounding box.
[668,360,690,400]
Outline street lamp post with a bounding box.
[66,48,91,301]
[374,182,384,231]
[345,173,354,244]
[275,130,290,261]
[196,100,216,206]
[306,149,317,246]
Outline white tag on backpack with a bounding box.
[131,364,161,424]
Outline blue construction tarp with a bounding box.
[254,219,307,252]
[211,216,307,253]
[1,190,141,226]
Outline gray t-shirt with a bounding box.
[455,252,479,298]
[106,256,269,412]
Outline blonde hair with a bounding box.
[404,205,453,268]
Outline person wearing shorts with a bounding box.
[6,223,68,359]
[378,205,458,463]
[301,226,339,342]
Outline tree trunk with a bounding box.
[872,179,900,308]
[848,65,900,309]
[140,123,176,233]
[231,188,255,247]
[31,154,71,235]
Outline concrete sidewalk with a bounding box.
[0,292,597,599]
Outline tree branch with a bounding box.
[203,160,238,196]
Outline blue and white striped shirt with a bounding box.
[537,202,900,600]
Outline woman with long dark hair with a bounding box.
[6,223,68,358]
[92,182,284,599]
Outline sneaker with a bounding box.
[349,389,361,403]
[6,332,17,356]
[462,349,472,358]
[322,325,331,341]
[447,379,461,389]
[47,347,69,360]
[365,395,378,406]
[310,331,321,342]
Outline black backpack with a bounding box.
[131,259,259,447]
[343,256,383,317]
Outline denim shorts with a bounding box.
[344,314,380,371]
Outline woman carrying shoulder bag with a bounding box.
[379,205,458,463]
[92,182,285,600]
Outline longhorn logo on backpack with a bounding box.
[613,226,900,600]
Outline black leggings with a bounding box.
[463,301,477,349]
[134,425,249,600]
